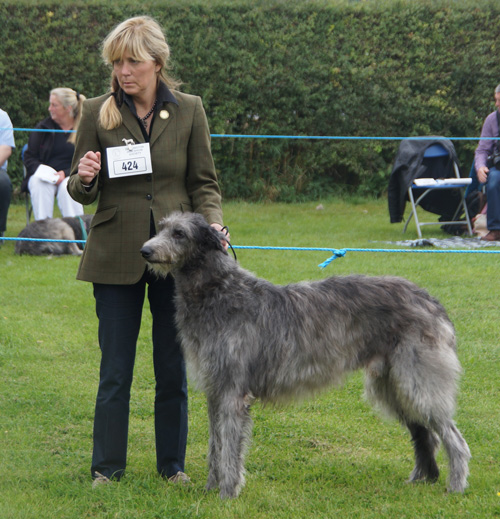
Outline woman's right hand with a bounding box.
[78,151,101,186]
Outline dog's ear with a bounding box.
[202,224,229,255]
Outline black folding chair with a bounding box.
[403,143,473,238]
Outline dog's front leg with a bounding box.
[206,395,222,491]
[218,394,253,499]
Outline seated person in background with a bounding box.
[23,88,85,220]
[474,83,500,241]
[0,107,15,243]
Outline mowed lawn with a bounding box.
[1,199,499,519]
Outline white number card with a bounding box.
[106,142,153,179]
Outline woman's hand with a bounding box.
[78,151,101,186]
[210,223,230,250]
[55,170,66,185]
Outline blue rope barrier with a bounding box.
[3,238,499,268]
[3,127,499,141]
[231,245,500,268]
[231,244,500,254]
[4,237,86,244]
[210,135,498,141]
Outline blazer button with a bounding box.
[145,175,152,182]
[146,194,152,200]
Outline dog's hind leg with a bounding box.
[432,419,470,493]
[365,367,441,486]
[399,345,470,492]
[217,393,253,499]
[366,341,470,492]
[206,395,222,491]
[407,423,440,483]
[62,229,83,255]
[68,243,83,256]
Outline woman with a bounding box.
[23,88,85,220]
[67,16,226,486]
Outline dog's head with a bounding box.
[141,212,228,276]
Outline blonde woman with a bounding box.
[67,16,226,486]
[23,88,85,219]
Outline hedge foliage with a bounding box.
[2,0,500,201]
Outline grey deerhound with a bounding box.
[141,212,470,499]
[15,215,93,256]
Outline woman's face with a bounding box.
[48,94,71,125]
[113,50,161,101]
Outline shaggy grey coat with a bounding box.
[15,214,93,256]
[141,212,470,499]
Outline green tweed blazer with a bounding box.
[67,90,223,285]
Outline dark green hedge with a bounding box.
[2,0,500,201]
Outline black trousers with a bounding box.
[0,169,12,233]
[91,271,188,480]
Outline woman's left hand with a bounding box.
[210,223,230,250]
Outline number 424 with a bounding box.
[122,160,139,171]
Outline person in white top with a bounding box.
[0,108,15,241]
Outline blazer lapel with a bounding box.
[150,102,175,148]
[120,105,145,144]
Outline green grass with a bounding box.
[1,199,499,518]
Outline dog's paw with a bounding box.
[219,487,239,499]
[205,479,218,492]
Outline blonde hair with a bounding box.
[99,16,180,130]
[50,87,86,144]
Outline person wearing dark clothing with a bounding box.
[23,88,85,219]
[67,16,227,487]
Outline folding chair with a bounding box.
[22,143,32,224]
[403,143,473,238]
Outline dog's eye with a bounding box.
[173,229,185,239]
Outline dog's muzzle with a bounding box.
[140,245,155,261]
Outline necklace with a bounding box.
[139,100,157,129]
